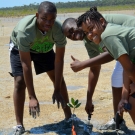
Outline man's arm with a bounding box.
[70,52,113,72]
[19,51,36,97]
[82,52,114,68]
[85,65,101,114]
[87,65,101,100]
[52,46,66,108]
[19,51,39,118]
[54,47,65,90]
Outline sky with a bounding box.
[0,0,89,8]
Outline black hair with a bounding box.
[38,1,57,13]
[62,18,76,32]
[76,6,104,28]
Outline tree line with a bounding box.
[55,0,135,8]
[0,0,135,17]
[1,0,135,9]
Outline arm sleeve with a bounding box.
[103,36,128,60]
[103,14,135,27]
[16,31,30,52]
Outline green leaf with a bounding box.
[67,103,73,108]
[75,103,81,108]
[71,98,75,106]
[74,99,78,105]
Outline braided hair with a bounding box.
[76,7,104,28]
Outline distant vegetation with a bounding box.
[0,0,135,17]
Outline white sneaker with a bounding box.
[99,118,127,130]
[13,125,25,135]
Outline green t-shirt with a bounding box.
[84,14,135,58]
[99,23,135,63]
[84,37,103,58]
[11,15,67,53]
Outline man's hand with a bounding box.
[52,91,66,109]
[70,55,83,72]
[29,97,40,119]
[85,100,94,115]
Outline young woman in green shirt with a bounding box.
[76,7,135,124]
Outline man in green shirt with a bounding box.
[9,1,71,135]
[77,6,135,125]
[62,13,135,130]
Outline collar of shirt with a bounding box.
[39,30,46,36]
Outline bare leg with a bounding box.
[13,76,26,127]
[112,87,123,118]
[47,70,72,119]
[111,61,123,119]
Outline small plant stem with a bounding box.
[73,108,75,115]
[72,107,75,126]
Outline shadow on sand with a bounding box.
[30,120,102,135]
[0,121,134,135]
[30,120,135,135]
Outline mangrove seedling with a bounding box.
[67,98,81,115]
[67,98,81,135]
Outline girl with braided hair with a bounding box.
[76,6,135,124]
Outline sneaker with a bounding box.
[13,125,25,135]
[99,118,127,130]
[119,120,128,131]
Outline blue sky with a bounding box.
[0,0,89,8]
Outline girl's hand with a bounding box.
[118,99,128,115]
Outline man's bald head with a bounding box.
[62,18,77,34]
[62,18,84,41]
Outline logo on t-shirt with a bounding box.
[98,47,104,53]
[31,36,54,53]
[131,58,135,64]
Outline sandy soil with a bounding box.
[0,11,135,134]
